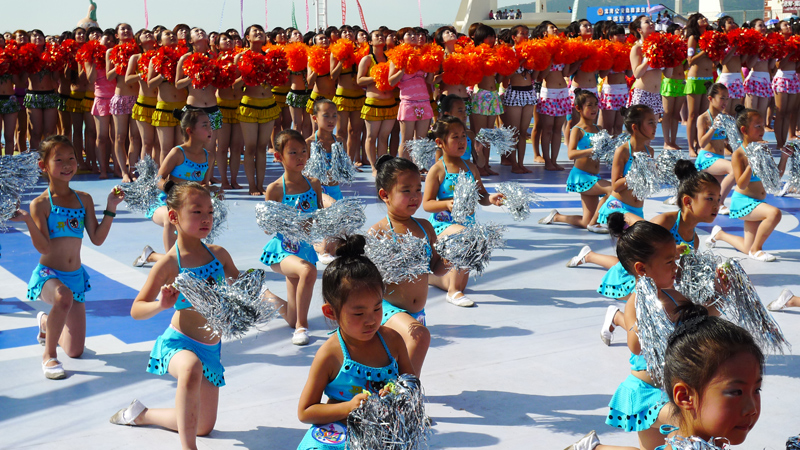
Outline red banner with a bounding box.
[342,0,347,25]
[354,0,368,31]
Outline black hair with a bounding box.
[607,212,674,275]
[674,160,720,209]
[172,108,208,139]
[565,21,580,38]
[434,25,457,47]
[322,235,385,317]
[593,20,607,40]
[375,154,420,194]
[312,98,337,115]
[748,18,764,29]
[497,28,513,44]
[707,82,728,99]
[86,26,103,38]
[619,104,653,134]
[39,135,74,164]
[472,24,496,46]
[734,105,760,137]
[165,181,211,212]
[324,26,340,39]
[428,115,466,142]
[533,21,556,39]
[303,31,316,45]
[573,88,598,109]
[510,25,530,40]
[102,28,117,46]
[666,23,682,36]
[717,15,737,32]
[275,129,305,154]
[439,94,466,115]
[685,13,707,39]
[243,24,265,47]
[629,15,648,39]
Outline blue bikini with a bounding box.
[27,188,92,303]
[428,158,476,235]
[146,146,209,219]
[381,215,431,326]
[566,126,602,193]
[597,144,647,224]
[297,329,399,449]
[461,136,473,161]
[313,133,344,201]
[260,177,319,266]
[695,114,727,171]
[729,145,764,219]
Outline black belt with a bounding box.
[510,85,534,92]
[185,104,220,114]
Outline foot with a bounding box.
[600,305,620,346]
[121,175,132,183]
[544,164,560,171]
[663,196,678,205]
[36,311,47,345]
[317,253,337,265]
[718,205,730,215]
[292,327,310,345]
[705,225,722,248]
[586,223,609,234]
[748,250,776,262]
[768,288,794,311]
[567,246,591,268]
[484,166,498,175]
[109,399,147,425]
[566,430,600,450]
[533,155,545,163]
[510,167,526,174]
[538,209,557,225]
[778,182,791,197]
[221,182,233,190]
[42,358,66,380]
[248,186,263,196]
[446,291,475,307]
[354,161,363,167]
[99,173,109,180]
[132,245,155,267]
[231,182,243,190]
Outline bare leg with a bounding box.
[548,114,566,171]
[217,122,232,188]
[113,114,132,182]
[156,126,175,165]
[272,256,317,330]
[384,313,429,376]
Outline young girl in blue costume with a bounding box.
[695,83,735,213]
[306,98,344,204]
[297,234,414,449]
[111,182,260,450]
[539,89,611,232]
[423,116,504,307]
[20,135,124,379]
[705,106,792,262]
[262,129,324,345]
[435,94,487,172]
[134,109,215,267]
[369,155,448,373]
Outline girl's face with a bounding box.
[335,288,383,342]
[75,29,86,43]
[370,32,385,47]
[780,21,792,35]
[276,139,309,172]
[42,144,77,182]
[441,29,457,44]
[173,192,214,239]
[638,240,679,289]
[117,24,133,42]
[357,30,368,44]
[314,34,330,48]
[190,28,208,44]
[640,17,655,36]
[403,31,418,45]
[437,124,467,158]
[579,21,593,37]
[753,20,766,34]
[88,30,101,42]
[176,28,189,40]
[689,351,761,445]
[381,169,423,216]
[161,31,176,46]
[709,90,729,112]
[31,32,45,47]
[275,32,287,44]
[233,37,243,48]
[15,32,29,44]
[329,30,340,41]
[481,35,496,46]
[341,29,355,42]
[741,114,765,141]
[445,100,467,122]
[99,35,114,48]
[578,97,599,121]
[289,30,303,43]
[698,16,709,29]
[724,20,738,32]
[313,104,339,132]
[418,34,428,45]
[612,33,627,43]
[685,183,721,223]
[46,36,57,45]
[513,28,529,44]
[218,34,232,51]
[140,30,155,46]
[634,112,658,141]
[188,116,213,144]
[546,24,559,36]
[248,27,265,45]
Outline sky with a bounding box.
[1,0,465,35]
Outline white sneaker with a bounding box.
[749,250,776,262]
[566,430,600,450]
[768,289,794,311]
[663,196,678,205]
[587,223,609,234]
[42,358,66,380]
[317,253,337,265]
[292,327,310,345]
[718,205,730,215]
[600,305,619,346]
[446,291,475,307]
[538,209,557,225]
[132,245,154,267]
[705,225,722,248]
[567,246,592,268]
[109,399,147,425]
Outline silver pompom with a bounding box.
[0,152,41,224]
[665,435,730,450]
[365,229,432,284]
[118,155,161,214]
[676,250,725,307]
[787,435,800,450]
[329,141,358,185]
[744,142,782,194]
[716,259,791,355]
[712,112,741,149]
[475,126,518,157]
[407,138,438,170]
[254,201,311,243]
[310,197,366,242]
[591,131,630,166]
[172,268,280,340]
[656,149,683,195]
[783,141,800,192]
[634,276,675,387]
[304,141,358,185]
[202,192,229,244]
[302,140,330,183]
[347,374,430,450]
[626,152,660,201]
[433,222,505,276]
[451,171,480,225]
[495,181,542,221]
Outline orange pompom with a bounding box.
[494,44,518,76]
[369,62,393,91]
[354,42,370,66]
[581,40,612,72]
[386,43,418,72]
[330,39,356,67]
[610,42,633,72]
[543,36,567,65]
[462,51,484,86]
[516,39,552,71]
[418,43,444,73]
[441,52,465,85]
[307,46,331,76]
[284,42,308,72]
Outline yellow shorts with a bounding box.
[332,87,366,112]
[305,91,328,115]
[65,91,85,114]
[81,92,94,114]
[271,86,290,108]
[238,96,280,124]
[131,96,157,123]
[360,97,399,121]
[217,97,240,124]
[151,100,186,127]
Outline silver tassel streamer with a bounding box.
[634,276,675,387]
[304,141,358,185]
[676,250,725,307]
[407,138,438,170]
[475,126,518,157]
[254,201,311,243]
[118,155,161,214]
[330,141,358,185]
[787,435,800,450]
[302,141,329,183]
[365,230,432,285]
[451,171,480,225]
[202,193,229,245]
[627,152,660,201]
[433,222,506,276]
[744,142,782,194]
[712,113,742,150]
[494,181,542,221]
[347,374,430,450]
[783,140,800,192]
[0,152,41,224]
[309,197,366,242]
[665,435,730,450]
[591,131,630,167]
[716,259,791,355]
[172,268,280,340]
[656,149,683,195]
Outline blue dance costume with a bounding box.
[381,215,432,326]
[597,145,646,224]
[260,177,320,266]
[428,159,476,235]
[605,290,680,431]
[297,329,399,449]
[27,188,91,303]
[696,115,727,171]
[147,243,227,387]
[314,133,344,201]
[566,126,602,193]
[145,147,209,219]
[461,136,473,161]
[729,147,764,219]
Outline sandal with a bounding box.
[42,358,66,380]
[36,311,46,346]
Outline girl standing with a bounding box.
[0,36,20,156]
[684,14,714,155]
[501,24,538,173]
[628,16,665,121]
[331,25,366,166]
[537,29,571,172]
[772,19,799,150]
[470,24,502,176]
[214,32,245,189]
[86,30,118,178]
[599,25,632,137]
[148,29,188,166]
[660,24,686,151]
[716,17,745,114]
[125,29,159,162]
[106,23,142,182]
[286,28,313,138]
[307,34,336,138]
[742,19,773,129]
[695,83,735,210]
[24,29,59,151]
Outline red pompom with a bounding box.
[330,39,356,67]
[516,39,552,71]
[14,43,43,74]
[40,42,68,73]
[456,36,474,49]
[175,39,190,56]
[759,32,787,60]
[787,35,800,62]
[238,50,270,86]
[354,42,370,65]
[611,42,633,72]
[151,46,181,83]
[213,50,239,88]
[110,42,139,75]
[494,44,518,76]
[727,28,763,56]
[307,46,331,76]
[137,49,157,78]
[699,31,729,62]
[369,62,393,91]
[263,45,289,86]
[642,32,686,68]
[284,42,308,72]
[60,39,81,71]
[626,34,638,44]
[183,53,216,89]
[76,40,107,71]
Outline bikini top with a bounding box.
[47,188,85,239]
[461,136,473,161]
[386,215,432,266]
[169,146,209,181]
[313,132,338,167]
[282,176,319,212]
[670,210,696,249]
[630,289,679,371]
[550,63,565,72]
[707,111,726,141]
[575,126,597,150]
[323,329,399,402]
[623,142,652,176]
[341,65,354,75]
[739,145,761,182]
[174,243,226,310]
[437,157,474,200]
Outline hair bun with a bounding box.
[606,212,627,238]
[376,154,394,169]
[734,104,746,115]
[334,234,367,258]
[573,88,583,95]
[674,159,697,181]
[172,108,184,120]
[619,106,628,117]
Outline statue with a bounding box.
[76,0,99,29]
